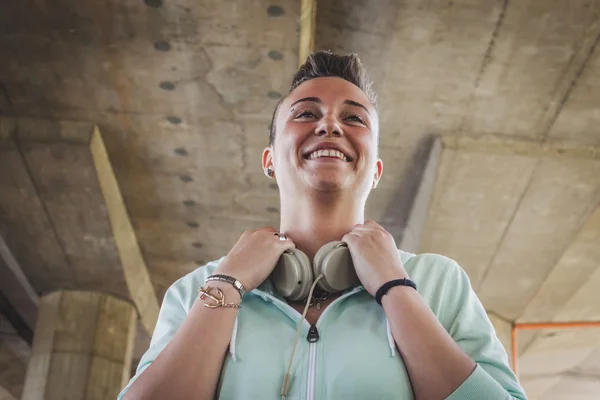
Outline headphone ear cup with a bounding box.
[271,248,313,301]
[313,241,358,293]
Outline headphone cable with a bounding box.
[281,274,324,400]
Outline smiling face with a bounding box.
[263,77,383,198]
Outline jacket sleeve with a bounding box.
[443,261,528,400]
[117,275,191,400]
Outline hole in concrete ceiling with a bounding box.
[268,50,283,60]
[144,0,163,8]
[267,5,284,16]
[167,116,182,124]
[183,200,196,207]
[269,183,278,190]
[154,40,170,51]
[159,81,176,91]
[266,206,279,213]
[174,147,188,156]
[192,241,203,248]
[268,90,282,99]
[187,222,199,228]
[180,175,193,183]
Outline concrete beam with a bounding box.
[0,234,39,344]
[90,126,159,334]
[383,135,442,253]
[0,116,92,144]
[443,135,600,160]
[298,0,317,66]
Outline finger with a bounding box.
[254,227,277,240]
[280,240,296,251]
[342,232,361,244]
[365,220,386,232]
[349,224,375,234]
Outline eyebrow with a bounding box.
[289,97,370,115]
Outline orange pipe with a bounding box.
[510,321,600,378]
[511,324,518,377]
[514,321,600,330]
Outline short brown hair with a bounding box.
[268,50,377,146]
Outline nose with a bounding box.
[315,116,342,137]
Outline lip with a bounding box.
[302,142,353,162]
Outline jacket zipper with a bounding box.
[305,287,363,400]
[254,287,364,400]
[306,338,317,400]
[306,325,319,400]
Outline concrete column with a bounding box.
[21,291,137,400]
[0,339,26,400]
[0,385,17,400]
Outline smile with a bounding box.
[306,149,349,162]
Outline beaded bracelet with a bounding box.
[375,278,417,306]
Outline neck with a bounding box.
[279,190,365,260]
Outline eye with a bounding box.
[295,110,316,119]
[345,115,365,124]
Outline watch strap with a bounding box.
[205,274,246,298]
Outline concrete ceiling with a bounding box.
[1,1,600,398]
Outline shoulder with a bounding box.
[398,249,464,283]
[397,249,473,322]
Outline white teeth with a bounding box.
[308,149,348,161]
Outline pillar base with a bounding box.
[22,291,136,400]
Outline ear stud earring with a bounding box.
[266,168,275,178]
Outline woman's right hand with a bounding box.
[213,227,295,293]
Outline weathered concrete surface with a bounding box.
[91,127,158,335]
[517,205,600,350]
[0,342,25,400]
[542,345,600,400]
[516,210,600,397]
[0,316,27,400]
[477,157,600,319]
[0,1,299,303]
[0,1,599,398]
[21,291,136,400]
[0,118,129,299]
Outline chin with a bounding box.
[307,175,349,192]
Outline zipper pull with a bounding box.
[307,324,319,343]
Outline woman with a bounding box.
[119,51,527,400]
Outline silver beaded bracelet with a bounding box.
[205,274,246,298]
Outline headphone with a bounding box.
[270,241,359,301]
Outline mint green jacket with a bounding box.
[119,251,527,400]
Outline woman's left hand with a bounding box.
[342,220,409,296]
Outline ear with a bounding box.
[262,146,274,176]
[373,158,383,186]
